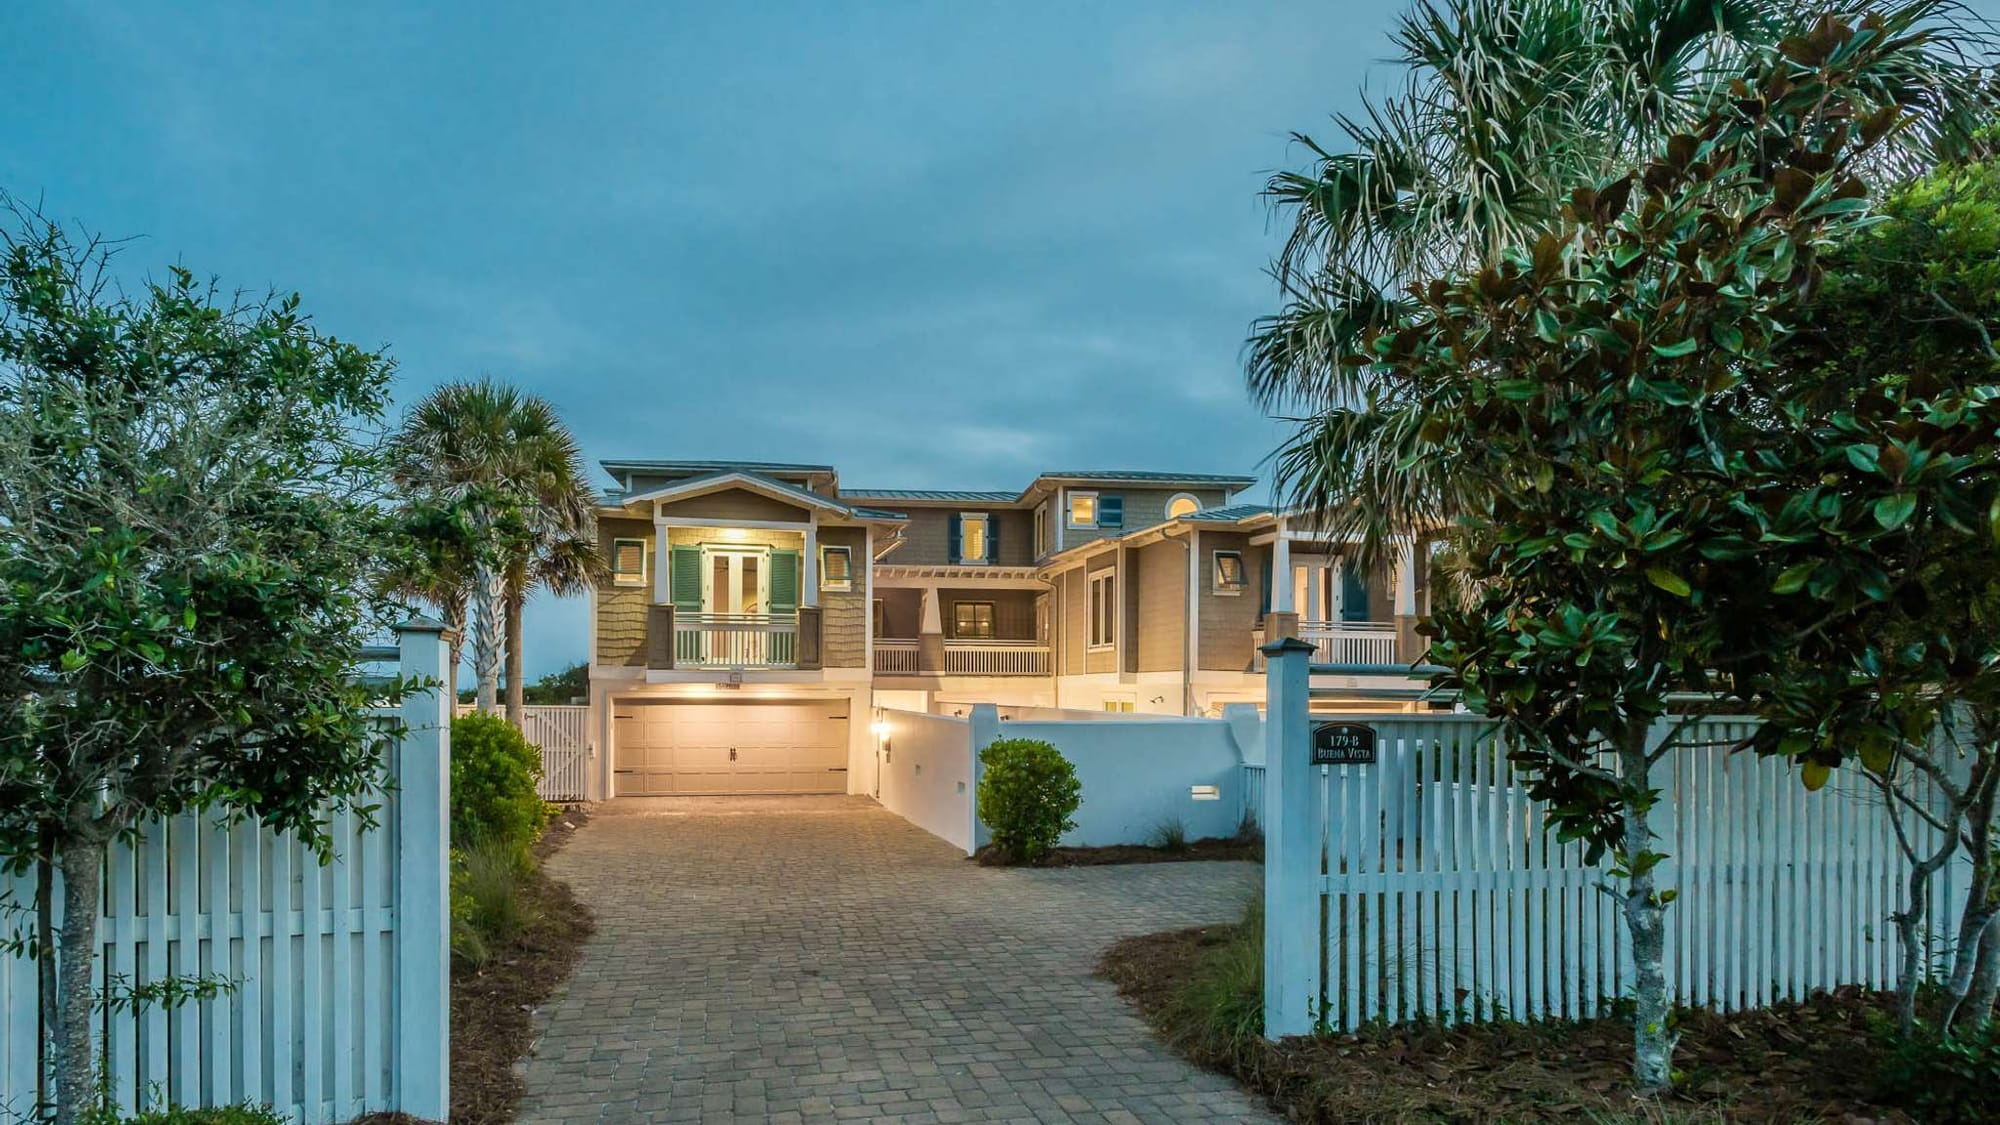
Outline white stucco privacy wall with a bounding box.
[995,712,1258,847]
[875,708,979,853]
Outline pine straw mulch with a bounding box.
[1101,922,1919,1124]
[974,834,1263,867]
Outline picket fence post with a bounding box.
[1262,636,1320,1038]
[394,620,452,1121]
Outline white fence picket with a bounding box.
[1264,710,1971,1034]
[0,627,452,1122]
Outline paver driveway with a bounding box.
[517,796,1276,1124]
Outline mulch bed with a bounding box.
[446,806,596,1125]
[975,835,1263,867]
[1101,922,1920,1124]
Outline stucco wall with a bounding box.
[997,715,1251,846]
[877,709,976,852]
[594,516,653,667]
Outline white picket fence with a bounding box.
[455,704,590,802]
[1262,711,1967,1033]
[0,626,452,1123]
[1259,645,1971,1036]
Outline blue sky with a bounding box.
[5,1,1405,678]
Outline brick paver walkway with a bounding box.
[516,796,1276,1124]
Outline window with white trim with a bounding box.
[1166,493,1201,519]
[610,538,647,587]
[1103,697,1135,713]
[1034,501,1050,556]
[820,545,853,591]
[1088,569,1116,649]
[1212,550,1246,594]
[959,513,990,563]
[1068,491,1099,529]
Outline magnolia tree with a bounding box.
[1737,150,2000,1036]
[0,210,405,1122]
[1334,20,1966,1091]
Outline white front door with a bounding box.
[1292,554,1334,623]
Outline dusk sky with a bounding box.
[17,2,1985,678]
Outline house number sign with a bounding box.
[1311,722,1378,766]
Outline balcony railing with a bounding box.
[1300,620,1399,666]
[874,638,921,674]
[673,612,798,668]
[943,640,1049,676]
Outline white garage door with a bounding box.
[612,700,850,796]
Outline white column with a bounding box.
[653,519,669,605]
[1395,540,1419,616]
[863,526,875,673]
[920,585,943,634]
[1261,634,1320,1038]
[394,619,452,1119]
[802,517,819,608]
[1271,523,1293,613]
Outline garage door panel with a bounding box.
[614,701,849,796]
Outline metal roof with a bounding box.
[839,489,1021,503]
[1033,470,1257,485]
[600,459,837,476]
[1182,503,1273,523]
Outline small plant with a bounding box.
[448,847,490,968]
[1148,816,1190,854]
[80,1104,289,1125]
[451,712,549,866]
[459,838,537,944]
[1159,896,1264,1058]
[976,737,1082,864]
[1875,1018,2000,1124]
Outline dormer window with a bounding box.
[1167,493,1201,519]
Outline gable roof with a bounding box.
[838,488,1022,504]
[611,469,904,522]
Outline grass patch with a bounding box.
[1100,901,1935,1124]
[1147,816,1191,854]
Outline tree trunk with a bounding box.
[1941,756,2000,1035]
[1617,719,1677,1094]
[505,582,527,728]
[469,556,505,715]
[1965,912,2000,1030]
[54,839,104,1125]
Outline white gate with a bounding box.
[453,704,590,802]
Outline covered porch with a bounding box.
[873,566,1051,677]
[1255,524,1427,668]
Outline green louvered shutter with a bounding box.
[1098,495,1124,528]
[769,549,799,614]
[1258,552,1272,617]
[1341,562,1370,622]
[948,514,963,563]
[670,546,703,613]
[986,516,999,563]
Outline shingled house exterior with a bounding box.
[584,460,1431,798]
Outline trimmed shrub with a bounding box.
[1876,1019,2000,1124]
[976,737,1081,863]
[450,712,548,864]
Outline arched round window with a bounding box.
[1166,493,1201,519]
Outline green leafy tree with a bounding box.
[0,207,404,1123]
[1324,20,1954,1090]
[390,380,597,722]
[1733,149,2000,1036]
[524,661,589,705]
[1250,0,1987,558]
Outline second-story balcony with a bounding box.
[873,637,1051,677]
[674,611,798,668]
[1299,620,1399,665]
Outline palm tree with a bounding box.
[382,497,479,702]
[504,528,604,725]
[390,380,597,716]
[1248,0,1990,558]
